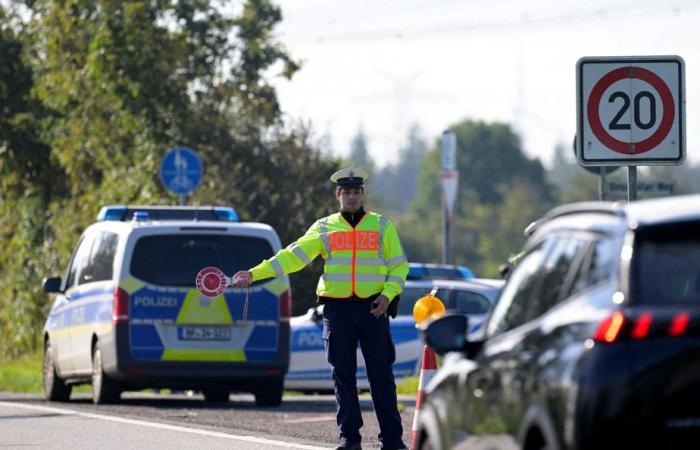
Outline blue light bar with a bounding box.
[133,211,149,221]
[97,205,127,221]
[213,207,238,222]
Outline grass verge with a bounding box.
[0,349,43,392]
[0,350,421,397]
[396,376,418,395]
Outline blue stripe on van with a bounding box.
[290,321,419,352]
[286,359,418,380]
[69,286,114,301]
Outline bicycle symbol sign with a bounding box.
[576,56,685,166]
[160,146,203,195]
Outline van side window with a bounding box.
[487,242,548,336]
[529,236,589,318]
[65,234,95,289]
[81,232,119,284]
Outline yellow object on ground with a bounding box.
[413,288,446,324]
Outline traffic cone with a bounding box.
[409,344,438,450]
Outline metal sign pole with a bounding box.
[440,131,457,265]
[599,170,607,201]
[179,194,186,206]
[627,166,637,202]
[442,204,450,264]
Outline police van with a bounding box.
[42,206,291,405]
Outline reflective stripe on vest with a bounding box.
[326,257,385,266]
[377,215,388,264]
[290,243,311,264]
[386,275,405,288]
[270,258,284,277]
[319,218,331,256]
[386,255,408,266]
[323,273,387,283]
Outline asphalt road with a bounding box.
[0,392,418,449]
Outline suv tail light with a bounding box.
[593,311,626,343]
[593,310,692,343]
[113,287,129,324]
[631,312,653,339]
[669,312,690,337]
[280,289,292,323]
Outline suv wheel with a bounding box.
[91,346,121,404]
[202,387,230,403]
[43,341,71,402]
[254,377,283,407]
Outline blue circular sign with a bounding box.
[160,147,203,195]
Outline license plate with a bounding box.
[178,326,231,341]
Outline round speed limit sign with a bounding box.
[576,56,685,166]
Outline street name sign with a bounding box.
[576,56,685,166]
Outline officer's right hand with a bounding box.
[232,271,253,287]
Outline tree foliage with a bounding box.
[373,123,428,213]
[0,0,338,357]
[400,119,554,276]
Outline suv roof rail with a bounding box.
[524,202,626,236]
[97,205,238,222]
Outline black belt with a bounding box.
[317,292,381,304]
[317,293,400,318]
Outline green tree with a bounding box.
[0,0,338,356]
[346,126,375,172]
[374,123,428,213]
[0,5,66,357]
[401,118,554,277]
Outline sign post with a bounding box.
[576,56,685,202]
[160,146,203,205]
[571,135,619,201]
[440,131,458,264]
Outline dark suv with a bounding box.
[416,194,700,450]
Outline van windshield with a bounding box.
[633,221,700,305]
[130,234,274,287]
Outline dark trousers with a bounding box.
[322,300,404,448]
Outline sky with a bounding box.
[273,0,700,168]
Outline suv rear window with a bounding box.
[130,234,274,287]
[633,222,700,305]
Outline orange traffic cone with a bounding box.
[409,344,438,450]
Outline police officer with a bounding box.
[233,167,408,450]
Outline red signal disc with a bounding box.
[196,266,227,297]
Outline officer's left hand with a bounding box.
[370,295,390,318]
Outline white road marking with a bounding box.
[0,401,329,450]
[282,415,337,424]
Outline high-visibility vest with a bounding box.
[249,211,408,301]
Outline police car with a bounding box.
[42,206,291,405]
[285,278,503,391]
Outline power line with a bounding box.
[278,0,699,43]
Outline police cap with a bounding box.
[330,167,368,188]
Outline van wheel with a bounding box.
[43,341,71,402]
[254,377,283,407]
[92,347,121,404]
[202,387,230,403]
[524,426,554,450]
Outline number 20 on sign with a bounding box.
[576,56,685,166]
